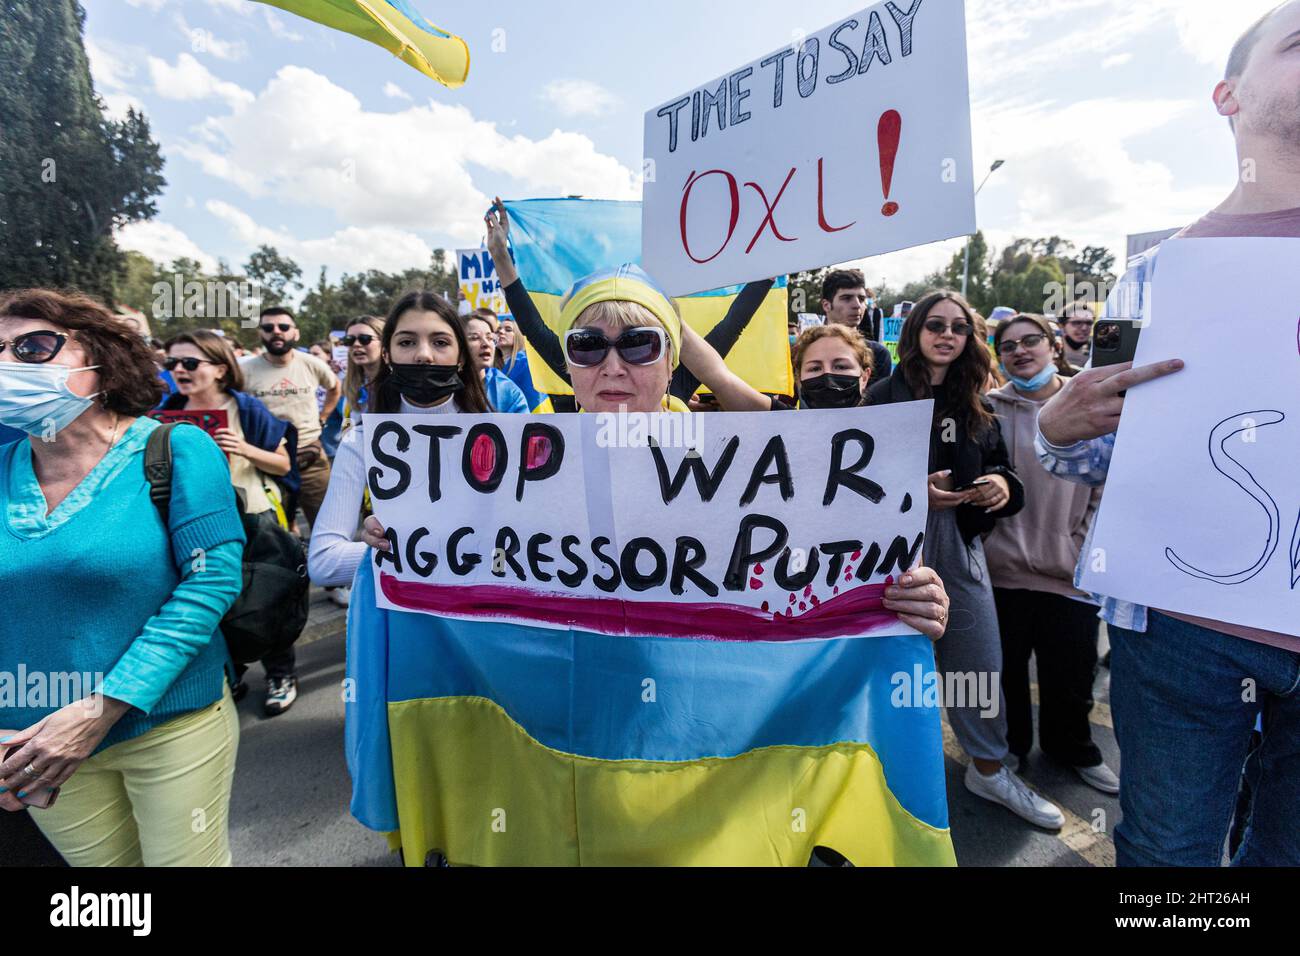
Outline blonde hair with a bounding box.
[576,299,679,366]
[792,323,873,378]
[343,315,384,412]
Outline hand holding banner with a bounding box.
[364,404,933,640]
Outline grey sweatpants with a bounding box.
[924,508,1009,762]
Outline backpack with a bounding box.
[145,422,310,664]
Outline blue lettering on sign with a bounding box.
[883,317,904,343]
[460,251,497,284]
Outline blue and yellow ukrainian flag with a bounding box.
[346,564,955,866]
[254,0,469,88]
[504,199,793,398]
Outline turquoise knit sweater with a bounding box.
[0,417,245,752]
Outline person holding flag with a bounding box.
[339,264,954,865]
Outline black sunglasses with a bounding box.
[996,333,1048,356]
[564,326,667,368]
[0,330,68,364]
[342,334,377,347]
[164,356,216,372]
[923,319,973,337]
[260,322,293,334]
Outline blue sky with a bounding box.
[86,0,1279,293]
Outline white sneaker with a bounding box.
[964,762,1065,830]
[1075,762,1120,795]
[328,586,351,608]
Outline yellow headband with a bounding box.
[558,264,682,368]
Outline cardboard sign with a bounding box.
[1081,238,1300,636]
[364,404,932,640]
[457,247,507,315]
[151,408,229,441]
[642,0,975,295]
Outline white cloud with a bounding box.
[116,220,219,273]
[124,0,169,9]
[383,82,412,101]
[177,66,640,246]
[263,9,305,42]
[540,79,620,118]
[148,53,254,109]
[175,15,249,62]
[102,93,146,121]
[205,200,434,276]
[972,95,1225,249]
[1170,0,1283,65]
[85,37,135,92]
[1101,53,1133,69]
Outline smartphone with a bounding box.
[3,744,58,809]
[952,478,991,493]
[1091,319,1142,369]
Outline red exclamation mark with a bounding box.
[878,109,902,217]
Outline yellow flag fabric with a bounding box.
[254,0,469,88]
[504,199,793,398]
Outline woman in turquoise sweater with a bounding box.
[0,289,246,866]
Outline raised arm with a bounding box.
[670,277,775,400]
[678,323,773,411]
[486,199,570,384]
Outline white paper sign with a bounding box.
[457,247,506,314]
[1081,237,1300,636]
[642,0,975,296]
[363,404,933,641]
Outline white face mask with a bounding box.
[0,362,102,436]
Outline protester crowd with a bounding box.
[1,2,1297,868]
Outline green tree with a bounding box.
[941,231,991,310]
[244,245,302,308]
[0,0,165,300]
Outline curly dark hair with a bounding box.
[0,288,165,415]
[897,290,994,434]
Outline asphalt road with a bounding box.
[6,588,1119,868]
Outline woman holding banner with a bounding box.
[356,268,951,636]
[308,291,491,589]
[342,264,953,866]
[866,292,1067,831]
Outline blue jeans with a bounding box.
[1110,612,1300,866]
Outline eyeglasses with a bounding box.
[466,331,498,345]
[564,326,667,368]
[923,319,973,337]
[342,334,377,347]
[996,333,1048,356]
[260,322,293,334]
[0,330,68,363]
[164,356,216,372]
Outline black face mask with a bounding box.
[387,362,464,405]
[799,372,862,409]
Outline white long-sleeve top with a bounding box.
[307,396,463,587]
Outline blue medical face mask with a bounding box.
[999,361,1055,392]
[0,362,102,436]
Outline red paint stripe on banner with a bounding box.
[379,574,899,642]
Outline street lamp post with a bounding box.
[961,159,1005,298]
